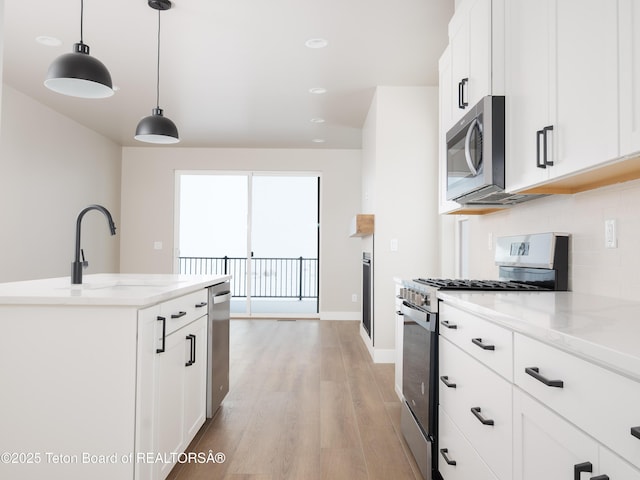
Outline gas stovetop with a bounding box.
[413,278,547,291]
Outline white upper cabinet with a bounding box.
[445,0,503,130]
[439,47,463,214]
[619,0,640,156]
[505,0,619,193]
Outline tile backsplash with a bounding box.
[463,178,640,300]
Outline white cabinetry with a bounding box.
[505,0,619,192]
[438,47,462,214]
[136,289,208,480]
[513,388,600,480]
[438,298,640,480]
[446,0,502,129]
[619,0,640,156]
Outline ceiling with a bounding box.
[2,0,454,149]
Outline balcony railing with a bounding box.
[178,256,318,300]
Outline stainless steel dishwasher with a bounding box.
[207,281,231,417]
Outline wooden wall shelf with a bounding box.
[349,214,374,237]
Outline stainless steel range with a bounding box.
[399,232,569,480]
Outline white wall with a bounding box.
[120,147,362,317]
[454,178,640,300]
[361,86,440,360]
[0,85,122,282]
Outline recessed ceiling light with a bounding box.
[310,117,325,124]
[309,87,327,95]
[312,138,326,143]
[305,38,328,49]
[36,35,62,47]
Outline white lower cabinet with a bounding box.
[439,337,512,480]
[514,388,640,480]
[438,300,640,480]
[438,406,499,480]
[513,388,599,480]
[136,291,208,480]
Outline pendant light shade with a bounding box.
[135,107,180,144]
[135,0,179,144]
[44,1,113,99]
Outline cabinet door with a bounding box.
[507,0,619,192]
[550,0,618,178]
[505,0,551,191]
[449,0,493,126]
[619,0,640,156]
[513,388,599,480]
[135,305,162,480]
[449,7,470,125]
[183,316,207,442]
[439,46,462,214]
[154,326,188,480]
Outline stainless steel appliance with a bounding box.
[399,232,569,480]
[446,96,539,206]
[207,281,231,417]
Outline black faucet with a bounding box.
[71,204,117,284]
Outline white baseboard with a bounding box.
[320,311,360,321]
[358,324,395,364]
[373,348,395,364]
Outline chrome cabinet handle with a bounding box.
[195,301,207,308]
[590,475,609,480]
[631,426,640,440]
[156,316,166,354]
[440,448,457,466]
[525,367,564,388]
[470,407,494,426]
[574,462,593,480]
[441,320,457,329]
[171,311,187,319]
[440,376,457,388]
[472,337,495,351]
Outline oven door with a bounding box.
[401,300,437,437]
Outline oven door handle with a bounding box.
[401,301,432,330]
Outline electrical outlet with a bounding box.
[153,241,163,250]
[390,238,398,251]
[488,232,493,250]
[605,219,617,248]
[352,294,358,303]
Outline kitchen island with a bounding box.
[0,273,230,480]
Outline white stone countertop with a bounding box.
[0,273,231,307]
[437,291,640,382]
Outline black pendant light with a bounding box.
[135,0,180,144]
[44,0,114,99]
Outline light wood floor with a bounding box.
[167,319,422,480]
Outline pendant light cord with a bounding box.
[156,8,161,109]
[79,0,84,44]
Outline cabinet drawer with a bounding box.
[438,406,499,480]
[514,333,640,470]
[160,289,208,336]
[439,337,512,480]
[439,303,513,380]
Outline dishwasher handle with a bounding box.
[212,291,232,304]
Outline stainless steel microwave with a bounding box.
[446,95,506,204]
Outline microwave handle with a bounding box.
[464,118,480,176]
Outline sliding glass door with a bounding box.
[176,172,319,316]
